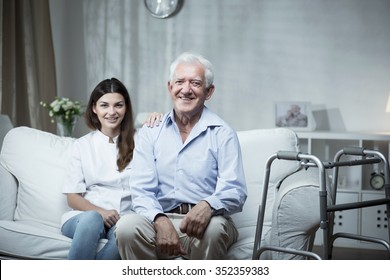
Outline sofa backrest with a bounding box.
[0,127,74,229]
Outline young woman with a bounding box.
[60,78,160,259]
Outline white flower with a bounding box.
[63,101,73,111]
[52,105,61,112]
[50,99,59,107]
[41,96,83,125]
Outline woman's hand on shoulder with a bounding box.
[144,112,163,127]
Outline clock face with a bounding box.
[144,0,181,18]
[370,173,385,190]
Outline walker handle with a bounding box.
[277,151,301,161]
[342,147,365,156]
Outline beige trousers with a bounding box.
[115,213,238,260]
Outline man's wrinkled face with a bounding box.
[168,62,214,118]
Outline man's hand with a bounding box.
[154,215,186,256]
[179,201,212,239]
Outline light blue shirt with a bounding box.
[130,106,247,222]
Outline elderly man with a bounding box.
[115,52,247,260]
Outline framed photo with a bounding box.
[275,102,315,131]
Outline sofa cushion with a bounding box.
[0,127,74,228]
[271,168,320,259]
[0,220,71,259]
[228,128,301,259]
[0,220,108,259]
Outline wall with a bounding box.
[49,0,88,136]
[49,0,390,136]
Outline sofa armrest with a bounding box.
[269,167,328,259]
[0,162,17,220]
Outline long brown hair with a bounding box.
[85,78,135,171]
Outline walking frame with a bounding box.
[252,146,390,260]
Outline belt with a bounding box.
[167,203,195,214]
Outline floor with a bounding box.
[312,246,389,260]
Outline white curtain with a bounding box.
[83,0,177,118]
[82,0,265,128]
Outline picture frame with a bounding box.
[275,102,315,131]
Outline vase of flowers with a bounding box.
[40,97,83,137]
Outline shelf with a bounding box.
[296,130,390,141]
[297,130,390,250]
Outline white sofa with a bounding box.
[0,126,324,260]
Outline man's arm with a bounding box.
[202,128,247,215]
[180,128,247,239]
[154,214,186,256]
[179,200,213,239]
[130,126,164,222]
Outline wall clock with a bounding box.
[144,0,182,19]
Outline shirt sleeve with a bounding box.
[203,128,247,215]
[130,127,164,222]
[62,140,87,194]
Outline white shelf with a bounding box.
[296,130,390,141]
[296,130,390,250]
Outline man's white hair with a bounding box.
[169,52,214,88]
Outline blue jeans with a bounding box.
[61,211,121,260]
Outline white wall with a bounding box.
[49,0,390,135]
[49,0,88,136]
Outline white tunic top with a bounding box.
[61,130,132,226]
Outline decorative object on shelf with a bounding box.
[369,172,385,190]
[144,0,182,18]
[275,101,316,131]
[40,97,83,137]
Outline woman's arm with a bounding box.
[67,193,119,228]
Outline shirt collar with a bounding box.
[166,106,223,129]
[95,129,119,144]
